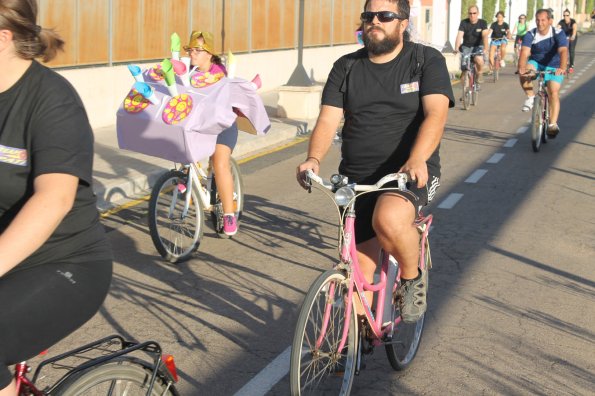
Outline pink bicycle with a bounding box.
[290,170,433,395]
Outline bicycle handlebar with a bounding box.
[305,170,409,193]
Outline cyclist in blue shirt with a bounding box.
[518,8,568,138]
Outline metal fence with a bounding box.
[39,0,363,68]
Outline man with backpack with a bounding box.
[295,0,453,323]
[518,8,568,138]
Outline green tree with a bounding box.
[536,0,544,11]
[498,0,507,13]
[461,0,475,19]
[527,0,535,18]
[483,0,497,22]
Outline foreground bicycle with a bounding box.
[526,70,553,152]
[290,171,433,395]
[14,335,179,395]
[148,158,244,263]
[460,50,483,110]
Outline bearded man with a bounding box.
[296,0,454,323]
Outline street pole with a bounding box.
[286,0,313,86]
[442,0,455,53]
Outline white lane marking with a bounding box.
[465,169,488,183]
[516,126,528,134]
[560,89,567,94]
[233,346,291,396]
[504,138,518,148]
[438,193,463,209]
[527,117,532,123]
[567,81,575,85]
[487,153,505,164]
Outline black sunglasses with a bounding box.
[563,14,570,16]
[360,11,406,23]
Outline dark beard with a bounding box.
[363,26,401,55]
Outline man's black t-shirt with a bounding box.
[558,19,576,37]
[321,41,455,183]
[490,22,510,39]
[0,61,111,272]
[459,18,488,47]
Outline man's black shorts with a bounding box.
[353,172,440,244]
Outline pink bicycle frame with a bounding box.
[316,210,433,353]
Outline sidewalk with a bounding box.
[94,90,316,212]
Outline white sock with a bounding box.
[224,213,235,217]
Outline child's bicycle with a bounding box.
[525,70,554,152]
[14,335,179,395]
[148,158,244,263]
[289,170,433,395]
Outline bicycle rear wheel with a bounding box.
[149,170,204,262]
[531,97,543,152]
[210,158,244,236]
[290,270,358,396]
[462,72,471,110]
[493,60,499,82]
[54,358,177,395]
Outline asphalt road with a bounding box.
[30,33,594,395]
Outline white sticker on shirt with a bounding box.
[400,81,419,94]
[0,144,28,166]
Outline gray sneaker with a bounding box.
[397,268,428,323]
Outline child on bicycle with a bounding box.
[488,11,511,70]
[184,31,239,236]
[0,1,112,394]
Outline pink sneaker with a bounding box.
[223,215,238,236]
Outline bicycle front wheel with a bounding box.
[493,62,499,82]
[531,97,543,152]
[54,359,177,396]
[461,72,471,110]
[149,170,204,262]
[210,158,244,236]
[385,251,430,370]
[290,270,358,396]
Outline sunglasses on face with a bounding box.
[469,12,478,15]
[360,11,406,23]
[563,14,570,16]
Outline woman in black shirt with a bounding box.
[488,11,511,70]
[0,1,112,393]
[557,9,577,72]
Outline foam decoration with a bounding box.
[250,74,262,90]
[171,59,187,76]
[171,32,181,60]
[226,50,237,79]
[123,89,150,113]
[179,57,192,87]
[148,64,164,81]
[127,64,144,82]
[162,94,193,125]
[133,82,160,105]
[161,59,176,86]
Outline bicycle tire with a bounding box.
[53,358,177,396]
[149,170,204,262]
[385,246,430,370]
[493,61,499,83]
[531,97,543,152]
[542,98,549,144]
[471,84,479,106]
[290,270,358,396]
[462,72,471,110]
[210,157,244,237]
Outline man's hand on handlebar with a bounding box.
[399,157,428,189]
[296,158,320,190]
